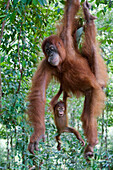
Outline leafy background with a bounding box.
[0,0,113,169]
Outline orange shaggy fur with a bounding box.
[27,0,108,157]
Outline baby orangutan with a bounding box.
[51,89,85,150]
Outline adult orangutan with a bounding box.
[27,0,108,159]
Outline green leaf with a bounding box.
[81,0,85,3]
[10,11,16,22]
[104,7,106,12]
[33,0,38,6]
[17,116,22,124]
[1,56,4,62]
[38,0,44,6]
[22,0,27,4]
[0,15,6,18]
[96,0,100,6]
[13,0,18,6]
[22,60,26,68]
[60,0,65,5]
[27,0,32,5]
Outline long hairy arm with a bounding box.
[27,59,52,154]
[58,0,80,46]
[50,85,63,108]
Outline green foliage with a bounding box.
[0,0,113,169]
